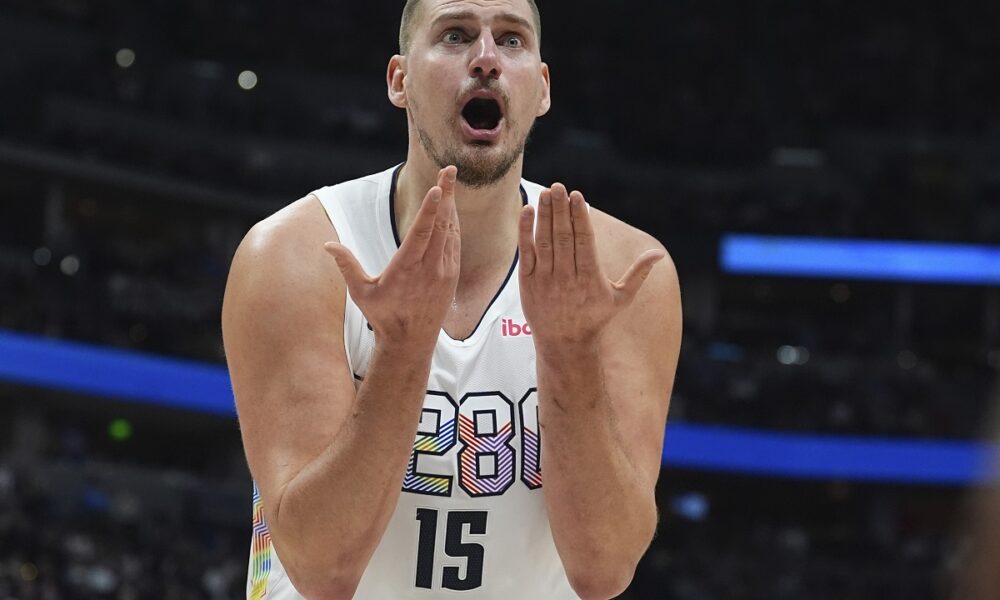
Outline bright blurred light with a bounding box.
[33,247,51,266]
[671,492,709,521]
[777,345,810,366]
[115,48,136,69]
[60,255,80,276]
[20,562,38,582]
[238,70,258,90]
[108,418,133,441]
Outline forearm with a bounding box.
[537,344,657,592]
[274,339,434,588]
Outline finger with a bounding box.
[443,220,460,274]
[443,195,461,271]
[517,205,536,277]
[450,179,460,235]
[569,190,597,275]
[424,166,457,261]
[535,189,553,275]
[550,183,575,278]
[398,185,442,261]
[612,249,667,306]
[324,242,374,293]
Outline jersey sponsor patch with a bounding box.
[500,318,532,337]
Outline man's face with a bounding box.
[395,0,550,188]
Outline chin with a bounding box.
[452,153,521,188]
[418,125,523,187]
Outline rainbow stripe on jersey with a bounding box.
[402,418,457,495]
[249,482,272,600]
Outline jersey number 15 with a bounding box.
[415,508,487,591]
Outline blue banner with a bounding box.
[0,329,234,415]
[720,234,1000,285]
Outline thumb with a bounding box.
[612,249,666,306]
[324,242,372,291]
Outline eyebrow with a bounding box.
[430,10,536,36]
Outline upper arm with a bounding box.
[596,216,682,492]
[221,197,358,523]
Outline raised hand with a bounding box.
[517,183,665,347]
[325,166,460,347]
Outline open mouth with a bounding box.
[461,97,503,131]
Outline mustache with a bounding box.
[456,81,510,108]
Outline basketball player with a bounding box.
[221,0,681,598]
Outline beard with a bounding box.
[416,116,531,189]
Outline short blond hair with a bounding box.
[398,0,542,54]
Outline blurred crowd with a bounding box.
[0,402,248,600]
[0,463,246,600]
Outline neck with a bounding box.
[395,150,525,284]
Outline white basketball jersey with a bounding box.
[246,165,578,599]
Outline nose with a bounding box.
[468,33,502,80]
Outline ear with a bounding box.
[387,55,407,109]
[537,62,551,117]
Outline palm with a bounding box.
[324,167,461,345]
[517,184,664,345]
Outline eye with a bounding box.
[500,34,524,48]
[443,30,465,44]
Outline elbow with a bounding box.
[292,581,357,600]
[562,526,651,600]
[565,564,636,600]
[268,493,370,599]
[276,527,380,599]
[561,506,656,599]
[566,561,635,600]
[274,530,368,600]
[284,563,364,600]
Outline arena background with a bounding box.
[1,0,999,598]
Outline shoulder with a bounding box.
[223,193,346,340]
[226,165,397,310]
[232,194,338,285]
[241,165,391,263]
